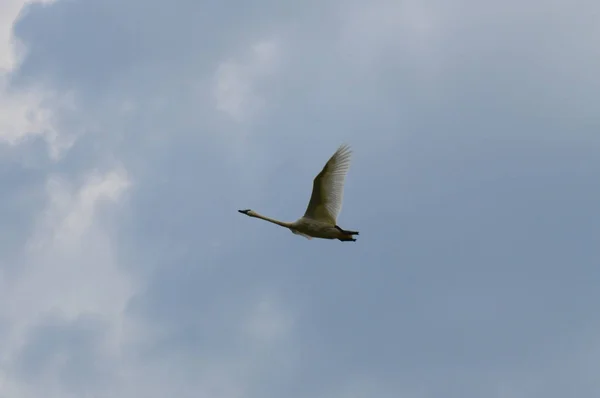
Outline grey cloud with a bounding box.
[0,143,48,270]
[3,0,600,397]
[10,314,116,395]
[10,0,332,94]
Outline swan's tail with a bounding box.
[335,225,359,242]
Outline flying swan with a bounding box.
[238,144,359,242]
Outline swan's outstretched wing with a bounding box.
[303,144,352,225]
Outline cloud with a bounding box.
[0,168,133,397]
[0,0,73,160]
[0,0,30,71]
[9,314,117,397]
[0,85,79,160]
[0,0,599,397]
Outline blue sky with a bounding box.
[0,0,599,397]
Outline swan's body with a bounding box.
[238,144,359,242]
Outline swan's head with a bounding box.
[238,209,255,216]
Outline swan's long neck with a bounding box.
[250,212,292,228]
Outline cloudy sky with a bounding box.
[0,0,599,397]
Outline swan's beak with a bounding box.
[238,209,251,215]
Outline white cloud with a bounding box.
[213,38,281,122]
[0,0,71,160]
[0,0,58,71]
[42,169,131,249]
[0,0,29,72]
[0,82,76,159]
[0,167,134,397]
[21,167,132,316]
[0,162,299,398]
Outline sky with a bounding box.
[0,0,599,397]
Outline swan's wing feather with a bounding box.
[303,144,352,224]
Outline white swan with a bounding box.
[238,144,359,242]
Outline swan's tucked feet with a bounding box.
[338,236,357,242]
